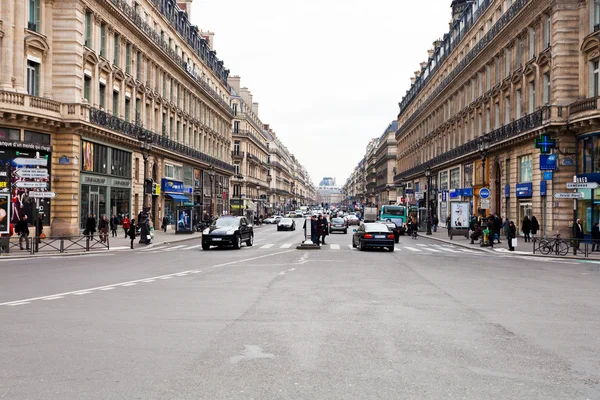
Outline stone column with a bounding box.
[0,0,14,90]
[43,0,54,98]
[13,0,25,93]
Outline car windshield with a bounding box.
[213,218,239,228]
[332,218,345,223]
[382,206,405,216]
[280,218,293,223]
[364,223,391,232]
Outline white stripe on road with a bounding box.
[163,245,187,251]
[110,246,130,250]
[260,244,274,249]
[121,283,137,287]
[435,245,460,253]
[330,244,340,250]
[141,245,166,252]
[99,287,115,291]
[395,247,402,252]
[280,243,292,249]
[404,246,422,252]
[184,244,202,250]
[42,296,64,301]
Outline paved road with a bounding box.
[1,218,599,399]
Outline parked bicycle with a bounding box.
[537,234,569,256]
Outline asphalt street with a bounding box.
[1,218,599,399]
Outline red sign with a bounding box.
[400,197,406,203]
[222,191,227,199]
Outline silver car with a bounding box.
[329,217,348,234]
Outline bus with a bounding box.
[379,205,407,235]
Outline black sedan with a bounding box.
[202,216,254,250]
[277,218,296,231]
[382,221,401,243]
[352,223,395,252]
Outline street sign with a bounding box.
[553,192,584,199]
[15,168,48,179]
[566,182,599,189]
[480,199,490,209]
[16,181,47,188]
[13,157,48,166]
[479,187,490,199]
[415,192,424,200]
[29,191,56,198]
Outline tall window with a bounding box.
[113,33,120,66]
[84,75,91,102]
[233,121,240,133]
[594,0,600,31]
[99,83,106,109]
[233,140,240,154]
[112,90,119,116]
[26,60,40,96]
[591,60,600,97]
[485,109,491,132]
[486,65,491,91]
[136,51,141,80]
[494,103,500,129]
[517,38,523,67]
[495,57,501,84]
[516,89,522,118]
[528,27,536,59]
[505,158,511,184]
[100,23,107,57]
[505,48,511,77]
[125,98,131,121]
[519,155,532,182]
[28,0,41,32]
[505,96,511,124]
[543,15,551,48]
[85,11,93,47]
[125,43,131,74]
[234,164,240,175]
[162,73,166,98]
[528,81,536,112]
[543,73,551,105]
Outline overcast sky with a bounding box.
[193,0,451,186]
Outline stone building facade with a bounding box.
[393,0,598,238]
[0,0,234,235]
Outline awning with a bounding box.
[165,194,189,202]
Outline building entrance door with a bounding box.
[89,191,100,219]
[518,201,532,234]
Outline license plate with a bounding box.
[212,238,222,241]
[334,225,342,227]
[375,235,386,239]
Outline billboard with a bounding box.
[450,202,470,229]
[0,193,9,234]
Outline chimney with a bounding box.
[199,30,214,50]
[239,87,252,106]
[177,0,193,14]
[252,102,259,116]
[451,0,469,22]
[227,75,241,94]
[427,49,434,58]
[410,77,416,84]
[420,62,428,69]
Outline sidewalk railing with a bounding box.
[532,237,590,257]
[0,236,110,256]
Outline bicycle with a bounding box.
[407,225,417,240]
[538,234,569,256]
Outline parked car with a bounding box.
[346,215,360,226]
[277,218,296,231]
[352,223,395,252]
[202,216,254,250]
[329,217,348,234]
[263,216,282,224]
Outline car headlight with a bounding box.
[203,228,210,235]
[226,229,236,235]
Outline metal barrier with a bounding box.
[532,237,590,257]
[0,236,33,255]
[0,236,111,255]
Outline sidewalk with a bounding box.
[423,227,599,260]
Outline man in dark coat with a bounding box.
[508,221,517,251]
[521,216,531,242]
[311,215,319,245]
[319,215,329,245]
[15,215,30,250]
[573,218,584,250]
[128,219,136,249]
[85,213,96,239]
[592,222,600,252]
[493,214,502,243]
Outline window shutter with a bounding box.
[36,0,41,32]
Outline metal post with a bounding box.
[426,175,432,235]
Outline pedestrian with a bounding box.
[508,220,516,251]
[98,214,109,243]
[446,215,451,230]
[319,214,329,245]
[311,215,319,245]
[470,223,482,244]
[502,217,510,241]
[573,218,584,250]
[530,216,540,239]
[128,218,136,249]
[592,222,600,252]
[110,214,119,237]
[35,214,44,244]
[486,217,494,248]
[521,215,531,242]
[193,213,199,232]
[162,215,169,233]
[15,215,30,250]
[493,214,502,243]
[432,215,439,232]
[85,213,97,239]
[122,214,130,238]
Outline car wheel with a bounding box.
[246,234,254,247]
[388,246,395,252]
[352,238,357,248]
[233,234,242,250]
[202,243,210,251]
[359,240,365,251]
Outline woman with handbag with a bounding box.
[508,221,516,251]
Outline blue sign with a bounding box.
[161,178,184,193]
[540,180,547,197]
[561,157,574,166]
[543,171,553,181]
[505,184,510,198]
[449,189,458,199]
[479,187,490,199]
[58,155,70,165]
[540,154,557,170]
[516,182,532,197]
[442,190,447,202]
[462,188,473,197]
[406,189,414,194]
[575,173,600,183]
[449,188,473,198]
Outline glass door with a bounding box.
[518,201,532,235]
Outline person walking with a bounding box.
[98,214,109,243]
[486,217,495,248]
[15,215,30,251]
[521,215,531,242]
[502,217,510,242]
[493,214,502,244]
[530,216,540,239]
[319,215,329,245]
[573,218,584,250]
[110,214,119,237]
[35,214,44,245]
[127,219,136,249]
[310,215,319,245]
[432,215,439,232]
[85,213,97,239]
[122,215,130,238]
[161,215,169,233]
[592,222,600,252]
[508,221,517,251]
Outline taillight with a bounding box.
[364,234,373,239]
[387,234,394,239]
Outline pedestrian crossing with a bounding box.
[111,242,483,255]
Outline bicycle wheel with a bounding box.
[557,241,569,256]
[538,240,552,255]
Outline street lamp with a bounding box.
[386,184,393,205]
[208,166,215,219]
[425,166,432,235]
[478,134,491,187]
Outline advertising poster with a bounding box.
[11,149,52,226]
[0,193,9,234]
[450,202,470,228]
[82,141,94,172]
[177,208,193,233]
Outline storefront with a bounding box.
[576,134,600,236]
[79,140,132,229]
[161,178,192,224]
[515,182,533,231]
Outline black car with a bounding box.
[352,223,395,252]
[382,221,401,243]
[277,218,296,231]
[202,216,254,250]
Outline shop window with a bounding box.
[111,148,132,178]
[24,131,50,145]
[579,137,593,174]
[0,127,20,141]
[450,168,460,189]
[463,164,473,188]
[518,154,532,182]
[81,141,108,174]
[439,171,449,191]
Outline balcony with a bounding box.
[569,97,599,116]
[232,129,269,153]
[232,151,244,160]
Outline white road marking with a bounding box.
[163,245,187,251]
[348,245,353,249]
[184,245,202,250]
[121,283,137,287]
[110,246,130,250]
[404,246,422,252]
[159,276,172,280]
[42,296,64,301]
[0,251,294,307]
[260,244,274,249]
[280,243,292,249]
[141,245,166,252]
[330,244,340,250]
[395,247,402,251]
[435,245,460,253]
[74,292,91,295]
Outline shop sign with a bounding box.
[505,184,510,198]
[574,174,600,183]
[539,154,557,170]
[111,179,131,188]
[441,190,447,202]
[516,182,533,197]
[561,157,574,166]
[0,140,52,152]
[161,178,184,193]
[540,180,547,197]
[543,171,553,181]
[81,175,107,185]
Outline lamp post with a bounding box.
[477,133,491,217]
[425,166,432,235]
[208,166,215,220]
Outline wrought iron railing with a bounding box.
[232,129,269,153]
[569,97,598,116]
[89,107,235,173]
[532,237,591,257]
